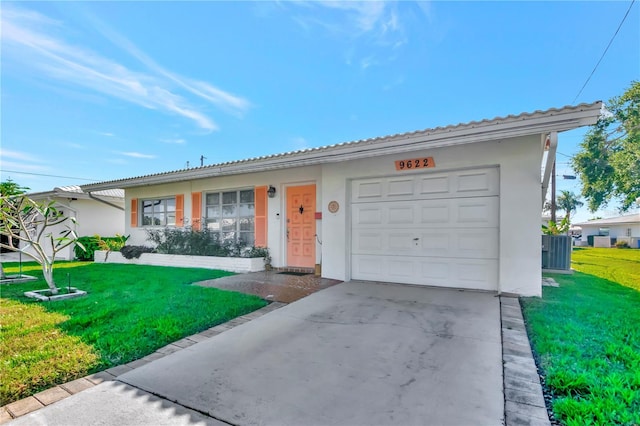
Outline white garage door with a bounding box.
[351,167,499,290]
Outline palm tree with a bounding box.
[556,190,584,231]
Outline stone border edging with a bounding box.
[0,302,287,424]
[501,296,551,426]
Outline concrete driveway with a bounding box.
[11,281,504,425]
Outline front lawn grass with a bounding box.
[0,262,267,405]
[521,248,640,425]
[571,247,640,291]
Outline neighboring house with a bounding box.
[574,214,640,248]
[82,103,602,296]
[21,186,125,260]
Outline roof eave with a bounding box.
[81,102,603,191]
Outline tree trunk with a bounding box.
[42,262,58,294]
[0,262,5,280]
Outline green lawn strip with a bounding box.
[571,247,640,292]
[0,262,267,405]
[521,270,640,425]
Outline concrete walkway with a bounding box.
[3,277,550,426]
[195,270,342,303]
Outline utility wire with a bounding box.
[572,0,636,104]
[0,169,100,182]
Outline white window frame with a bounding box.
[141,197,176,227]
[204,188,255,245]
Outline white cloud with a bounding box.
[98,132,115,137]
[0,160,50,172]
[0,5,251,131]
[86,14,252,117]
[289,1,410,70]
[118,151,157,159]
[291,1,405,42]
[0,149,43,163]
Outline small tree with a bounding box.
[542,217,570,235]
[0,195,83,293]
[572,81,640,212]
[556,190,584,232]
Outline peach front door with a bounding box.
[286,184,316,268]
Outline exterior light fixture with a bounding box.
[267,185,276,198]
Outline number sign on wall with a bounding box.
[394,157,435,171]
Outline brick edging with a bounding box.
[0,302,287,424]
[500,296,551,426]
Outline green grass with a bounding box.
[571,247,640,291]
[522,248,640,425]
[0,262,267,405]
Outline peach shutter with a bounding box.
[191,192,202,230]
[130,198,138,227]
[254,186,268,247]
[175,194,184,227]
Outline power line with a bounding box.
[0,169,99,182]
[572,0,636,104]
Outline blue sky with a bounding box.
[1,1,638,222]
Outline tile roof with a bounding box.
[28,185,124,199]
[82,101,603,191]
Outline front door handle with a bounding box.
[413,237,420,241]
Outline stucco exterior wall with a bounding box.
[125,166,323,268]
[319,135,542,296]
[123,135,543,296]
[580,223,640,240]
[20,197,124,260]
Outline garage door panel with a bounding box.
[388,259,416,278]
[352,255,497,291]
[389,233,415,250]
[388,178,414,197]
[456,200,498,226]
[388,206,414,224]
[351,167,499,291]
[419,233,450,254]
[351,167,498,202]
[354,232,384,251]
[418,176,450,195]
[457,171,496,193]
[354,229,497,259]
[420,205,450,223]
[353,198,498,229]
[356,207,382,225]
[455,260,498,287]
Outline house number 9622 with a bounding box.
[394,157,435,171]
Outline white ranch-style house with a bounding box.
[82,102,602,297]
[574,214,640,248]
[18,186,125,260]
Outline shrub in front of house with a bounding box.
[615,240,630,249]
[75,235,129,261]
[119,245,156,259]
[140,227,269,258]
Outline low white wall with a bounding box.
[94,251,265,273]
[593,236,611,248]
